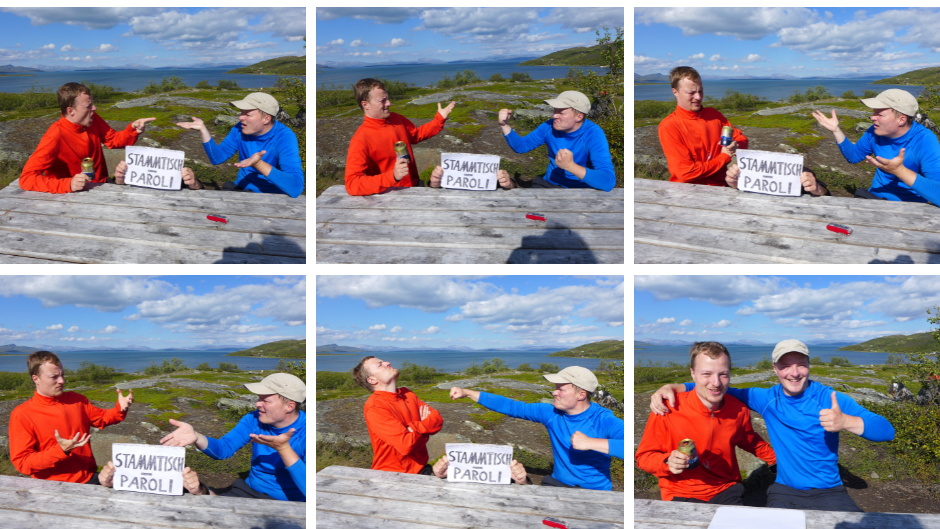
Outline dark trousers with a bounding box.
[672,482,745,505]
[541,475,578,488]
[418,464,434,476]
[209,478,278,500]
[766,482,863,512]
[854,188,887,200]
[528,176,560,189]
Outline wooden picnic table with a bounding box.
[316,185,624,263]
[634,178,940,264]
[0,474,305,528]
[316,465,625,528]
[0,179,305,263]
[634,498,940,528]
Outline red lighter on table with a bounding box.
[207,215,228,224]
[826,223,851,235]
[543,518,568,529]
[526,212,546,222]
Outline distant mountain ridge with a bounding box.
[635,338,855,347]
[0,64,42,73]
[547,339,624,358]
[839,333,937,353]
[318,343,558,353]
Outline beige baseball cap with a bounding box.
[772,339,810,364]
[543,366,598,393]
[230,92,280,116]
[860,89,918,116]
[544,91,591,115]
[244,373,306,403]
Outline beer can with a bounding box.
[394,141,410,161]
[81,158,94,178]
[678,438,699,470]
[720,126,734,147]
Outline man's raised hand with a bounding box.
[175,116,207,131]
[865,148,906,175]
[131,117,157,133]
[160,419,198,447]
[555,148,575,172]
[55,430,90,454]
[235,150,266,169]
[117,388,133,412]
[437,101,456,119]
[498,109,513,126]
[812,109,841,133]
[819,391,846,432]
[449,387,467,400]
[250,428,295,451]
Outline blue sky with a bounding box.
[316,7,624,64]
[0,8,305,69]
[0,276,305,349]
[316,276,624,349]
[635,8,940,77]
[635,276,940,344]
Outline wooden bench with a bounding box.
[634,498,940,528]
[0,474,305,528]
[635,178,940,263]
[0,179,305,263]
[316,465,625,528]
[316,185,624,263]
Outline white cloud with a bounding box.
[350,39,367,47]
[680,319,693,326]
[92,44,118,53]
[369,324,386,330]
[390,326,402,332]
[688,53,705,60]
[636,276,787,306]
[656,317,676,324]
[60,44,77,52]
[0,276,177,312]
[330,38,344,45]
[540,7,624,33]
[383,38,408,47]
[68,326,80,332]
[316,7,422,25]
[4,7,162,30]
[46,324,63,330]
[709,54,727,61]
[711,319,732,328]
[40,43,55,50]
[99,325,119,334]
[635,7,818,40]
[739,54,766,63]
[608,321,624,327]
[316,276,497,313]
[419,326,440,335]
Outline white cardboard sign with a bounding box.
[113,443,186,496]
[446,443,513,484]
[707,506,806,529]
[440,152,500,191]
[124,146,185,190]
[736,149,803,197]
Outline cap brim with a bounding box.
[543,98,564,108]
[860,97,885,109]
[230,100,255,110]
[243,382,272,395]
[543,373,568,384]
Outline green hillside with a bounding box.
[839,333,938,353]
[873,66,940,85]
[227,55,306,76]
[518,42,620,67]
[227,339,305,358]
[316,344,367,353]
[547,340,624,359]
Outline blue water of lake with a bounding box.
[316,60,609,90]
[316,350,618,373]
[634,78,924,103]
[635,344,890,367]
[0,349,287,374]
[0,68,305,94]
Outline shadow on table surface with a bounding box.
[869,240,940,264]
[834,513,926,529]
[215,234,306,264]
[507,224,598,264]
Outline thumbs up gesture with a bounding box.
[819,391,846,432]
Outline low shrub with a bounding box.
[538,362,559,372]
[316,371,358,390]
[196,362,212,371]
[827,356,852,367]
[195,80,212,90]
[756,355,773,369]
[398,361,438,385]
[216,79,240,90]
[72,361,118,384]
[787,85,832,104]
[510,72,533,83]
[841,90,857,99]
[634,99,674,120]
[489,73,506,82]
[862,400,940,479]
[217,362,240,372]
[0,371,31,390]
[516,362,533,372]
[708,89,766,112]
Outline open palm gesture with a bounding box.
[811,109,841,133]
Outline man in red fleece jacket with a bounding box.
[19,82,155,194]
[635,341,775,505]
[344,78,455,196]
[9,350,133,484]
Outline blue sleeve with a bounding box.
[910,135,940,206]
[837,130,874,164]
[605,416,625,459]
[478,392,554,424]
[581,126,615,192]
[503,122,550,153]
[285,429,306,497]
[265,127,304,198]
[685,382,768,410]
[834,393,895,442]
[202,412,254,460]
[203,126,241,165]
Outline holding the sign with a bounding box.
[112,443,186,496]
[735,149,803,197]
[438,153,501,191]
[445,443,513,484]
[124,146,185,190]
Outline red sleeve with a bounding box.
[344,135,401,196]
[634,412,674,478]
[736,412,775,466]
[408,113,446,144]
[364,404,430,457]
[659,117,731,184]
[20,127,73,194]
[85,399,127,429]
[8,407,69,475]
[410,397,443,435]
[96,115,138,149]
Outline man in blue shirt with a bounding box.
[650,339,894,512]
[156,372,306,501]
[812,88,940,205]
[496,91,616,191]
[449,366,624,490]
[176,92,304,197]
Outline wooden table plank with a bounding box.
[320,185,625,201]
[317,208,624,230]
[634,498,940,528]
[318,466,623,529]
[633,242,776,264]
[317,243,623,264]
[318,195,623,213]
[0,197,305,236]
